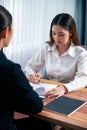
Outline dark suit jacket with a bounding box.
[0,50,43,129]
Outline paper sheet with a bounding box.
[30,82,57,98]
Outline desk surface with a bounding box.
[14,79,87,130]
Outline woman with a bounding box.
[24,13,87,98]
[0,5,53,130]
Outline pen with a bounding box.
[30,65,37,74]
[30,64,41,82]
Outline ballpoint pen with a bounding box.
[29,64,41,82]
[30,64,37,75]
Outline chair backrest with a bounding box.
[83,46,87,50]
[80,45,87,50]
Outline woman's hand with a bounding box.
[45,85,68,98]
[28,73,41,84]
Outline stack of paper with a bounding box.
[30,82,57,98]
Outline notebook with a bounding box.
[30,82,57,98]
[44,96,86,116]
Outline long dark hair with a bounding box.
[0,5,12,32]
[48,13,80,46]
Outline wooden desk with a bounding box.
[14,79,87,130]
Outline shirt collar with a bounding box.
[47,42,76,57]
[47,43,57,52]
[65,42,76,57]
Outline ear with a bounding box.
[1,28,8,38]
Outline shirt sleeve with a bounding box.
[24,44,46,77]
[64,50,87,92]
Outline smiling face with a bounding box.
[52,25,72,47]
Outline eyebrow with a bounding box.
[52,31,64,34]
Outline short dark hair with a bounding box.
[0,5,12,31]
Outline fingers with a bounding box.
[35,73,41,80]
[45,88,57,98]
[29,74,41,84]
[45,87,65,98]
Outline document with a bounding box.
[30,82,57,98]
[44,96,86,116]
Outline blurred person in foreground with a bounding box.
[0,5,53,130]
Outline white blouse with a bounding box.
[24,43,87,92]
